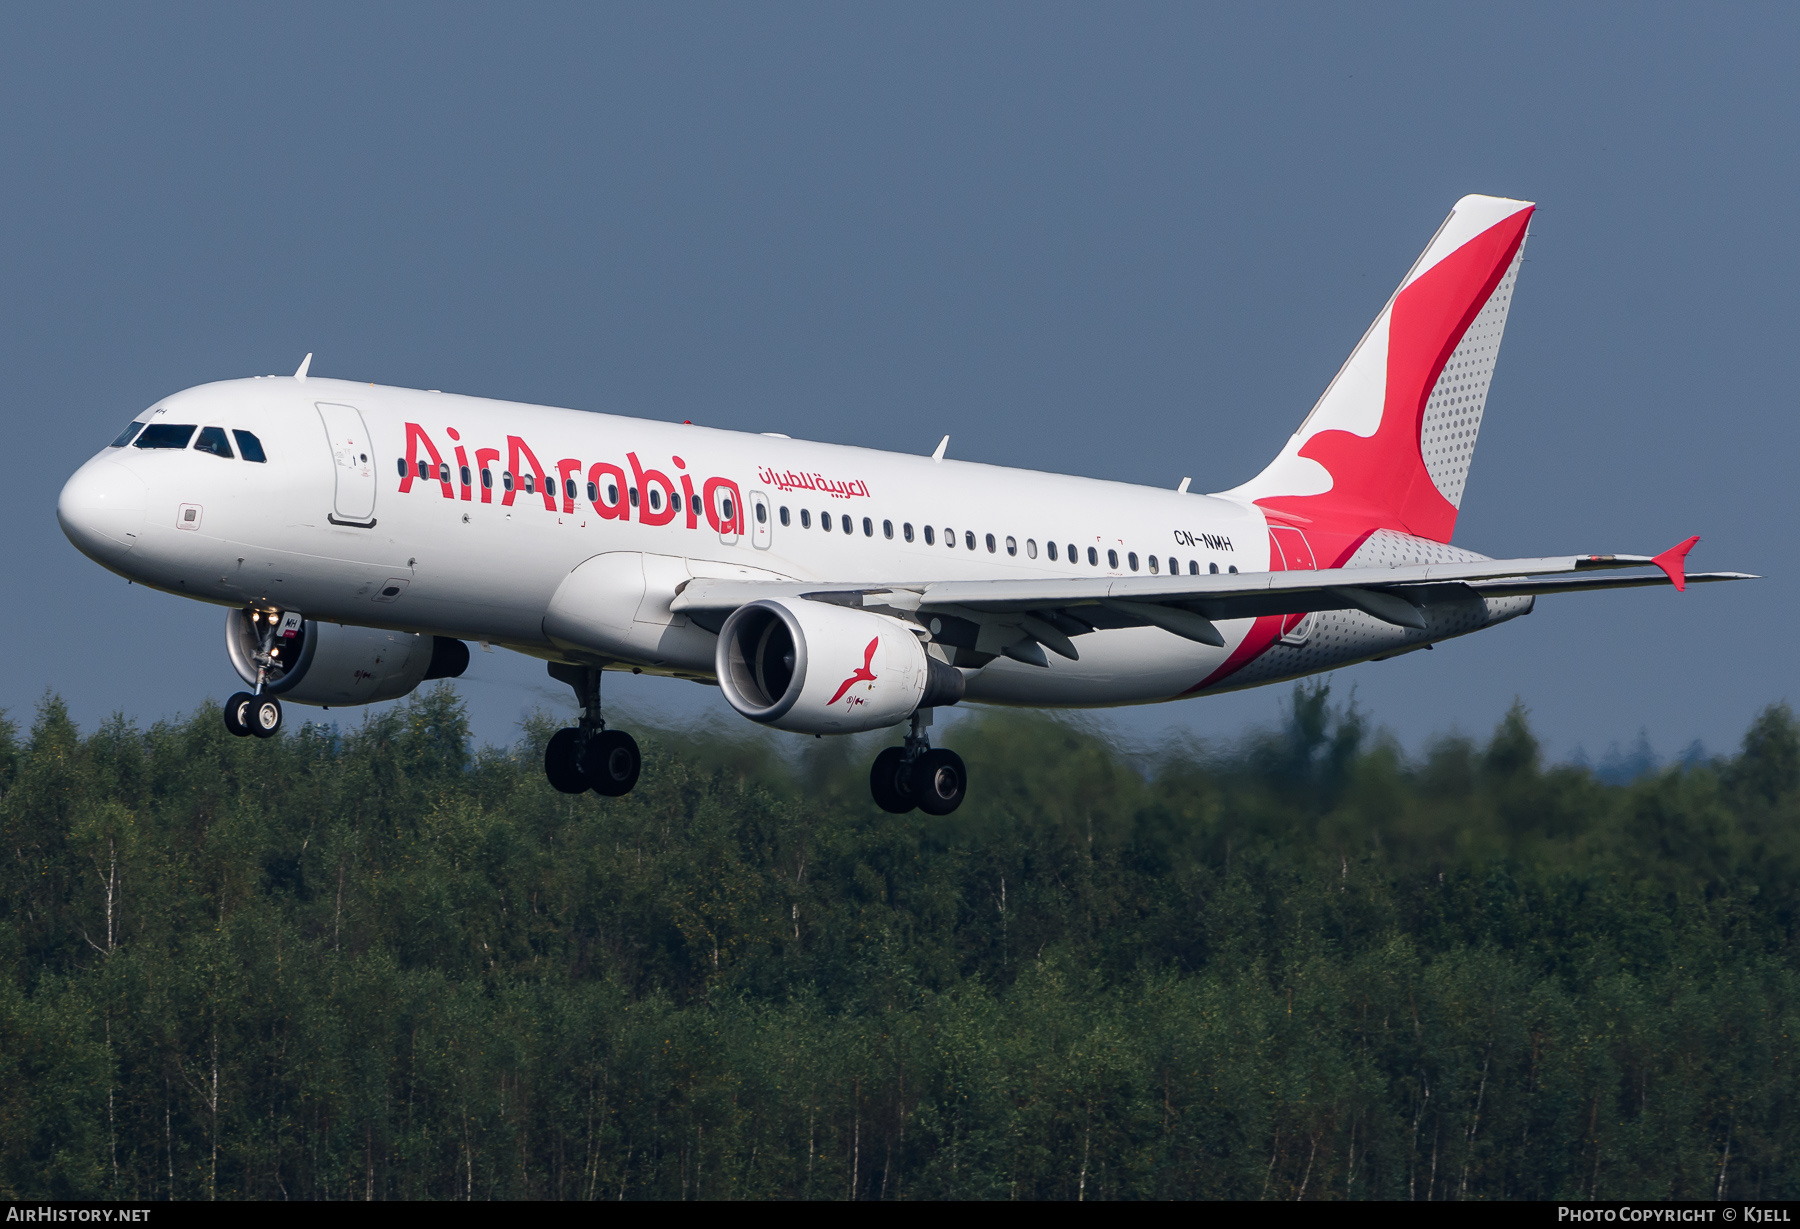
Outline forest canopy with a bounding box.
[1,684,1796,1200]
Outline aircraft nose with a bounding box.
[58,460,147,563]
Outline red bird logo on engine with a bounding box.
[827,637,880,706]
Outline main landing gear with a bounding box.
[544,663,642,797]
[870,709,965,815]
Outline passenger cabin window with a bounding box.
[780,506,791,526]
[985,533,996,553]
[503,471,514,491]
[820,511,830,531]
[1148,555,1158,574]
[648,489,662,511]
[524,473,536,495]
[1228,565,1238,574]
[883,519,894,539]
[567,477,580,500]
[945,528,955,547]
[194,426,233,458]
[135,424,196,449]
[464,466,475,488]
[722,498,735,521]
[1087,547,1099,566]
[482,469,494,490]
[110,422,145,447]
[965,530,976,551]
[1067,544,1078,564]
[1209,562,1219,574]
[628,487,638,507]
[1025,538,1036,559]
[923,526,934,545]
[1047,541,1058,561]
[841,514,852,534]
[418,459,432,479]
[232,430,266,463]
[755,502,768,524]
[671,493,682,512]
[587,481,598,501]
[1190,561,1199,575]
[1108,549,1119,569]
[903,522,914,542]
[1128,552,1138,572]
[863,517,873,537]
[801,509,812,528]
[440,463,451,483]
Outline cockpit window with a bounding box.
[110,421,145,448]
[135,424,197,449]
[232,430,267,463]
[194,426,234,458]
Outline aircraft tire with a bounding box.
[582,729,641,797]
[224,692,254,737]
[544,728,588,794]
[913,748,967,816]
[249,696,283,739]
[869,746,917,814]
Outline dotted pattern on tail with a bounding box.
[1349,528,1489,568]
[1418,246,1523,507]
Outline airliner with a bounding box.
[57,195,1750,814]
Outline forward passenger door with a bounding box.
[316,402,376,526]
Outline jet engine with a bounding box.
[716,598,964,734]
[225,609,469,708]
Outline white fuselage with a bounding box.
[58,375,1513,710]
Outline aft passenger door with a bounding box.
[316,402,376,526]
[1268,525,1316,639]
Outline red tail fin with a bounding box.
[1224,195,1534,563]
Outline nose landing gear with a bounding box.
[223,607,293,739]
[545,663,642,797]
[223,692,283,738]
[869,709,965,815]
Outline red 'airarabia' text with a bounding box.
[394,424,746,535]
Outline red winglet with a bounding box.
[1652,535,1700,592]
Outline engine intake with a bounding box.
[716,599,963,734]
[225,609,468,708]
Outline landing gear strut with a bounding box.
[223,608,287,739]
[870,709,965,815]
[545,663,641,797]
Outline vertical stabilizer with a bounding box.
[1223,195,1533,547]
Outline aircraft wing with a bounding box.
[670,537,1754,658]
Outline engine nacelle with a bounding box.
[225,610,469,708]
[716,599,964,734]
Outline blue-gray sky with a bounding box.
[3,3,1793,761]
